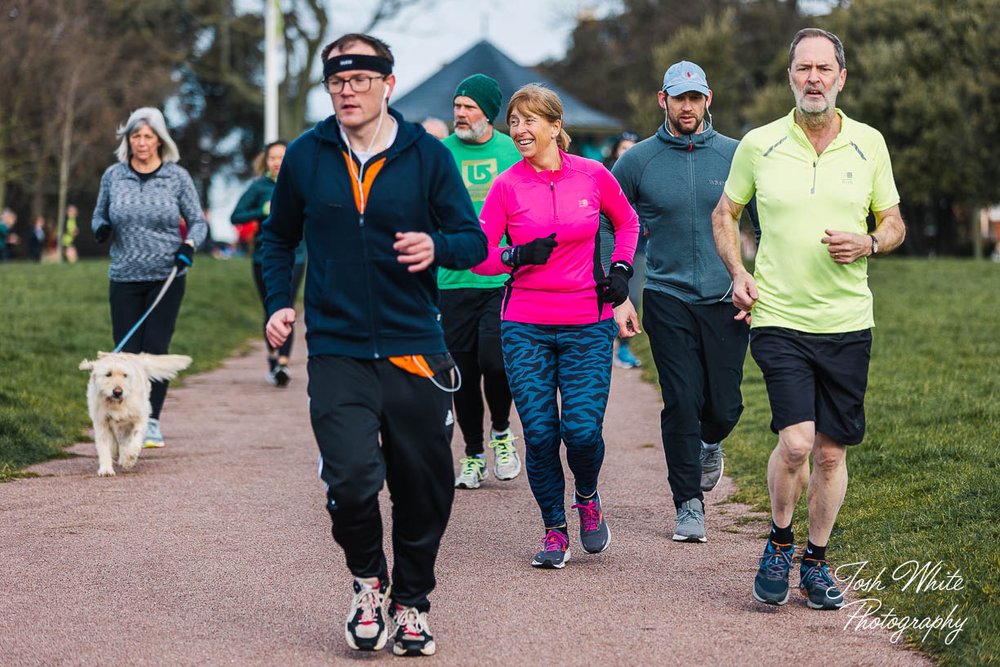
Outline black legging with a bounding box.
[109,275,187,419]
[452,343,512,457]
[252,260,305,358]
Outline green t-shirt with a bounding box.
[725,108,900,333]
[438,130,521,290]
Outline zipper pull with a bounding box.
[359,213,365,227]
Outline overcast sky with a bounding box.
[331,0,586,97]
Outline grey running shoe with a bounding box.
[272,364,291,387]
[753,541,794,605]
[143,417,165,448]
[454,455,487,489]
[345,577,390,651]
[572,494,611,554]
[700,444,724,492]
[799,561,845,610]
[389,604,436,656]
[489,431,521,480]
[531,529,571,569]
[672,498,707,542]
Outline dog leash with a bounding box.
[113,266,179,353]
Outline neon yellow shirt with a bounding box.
[438,130,521,290]
[725,108,899,333]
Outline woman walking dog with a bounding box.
[91,107,207,448]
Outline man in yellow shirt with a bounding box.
[712,28,906,611]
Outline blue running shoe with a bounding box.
[752,541,793,605]
[799,561,845,610]
[614,343,641,369]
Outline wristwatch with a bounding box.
[501,247,515,268]
[869,234,879,256]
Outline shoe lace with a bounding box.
[802,562,843,600]
[394,606,426,638]
[700,448,723,466]
[459,456,484,476]
[572,500,602,531]
[541,530,569,552]
[760,544,793,578]
[488,435,515,463]
[352,583,382,625]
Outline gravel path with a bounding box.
[1,337,932,665]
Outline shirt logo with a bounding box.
[579,199,590,208]
[462,159,499,202]
[842,171,854,184]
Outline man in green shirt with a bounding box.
[712,28,906,611]
[439,74,523,490]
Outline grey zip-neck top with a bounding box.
[92,161,208,282]
[611,122,758,305]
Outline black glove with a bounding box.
[502,233,557,268]
[94,224,112,243]
[599,260,633,306]
[174,243,194,269]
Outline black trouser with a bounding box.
[439,288,512,456]
[252,260,304,359]
[308,356,455,612]
[642,290,747,507]
[109,275,187,419]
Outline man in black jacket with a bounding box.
[260,33,486,658]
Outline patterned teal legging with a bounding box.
[501,319,617,528]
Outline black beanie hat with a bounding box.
[454,74,502,123]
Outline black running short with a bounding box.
[749,326,872,445]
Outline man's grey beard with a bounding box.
[455,118,489,141]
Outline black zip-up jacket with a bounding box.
[259,109,487,358]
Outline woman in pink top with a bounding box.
[473,84,639,569]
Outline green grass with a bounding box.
[633,258,1000,665]
[0,257,263,479]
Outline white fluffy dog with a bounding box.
[79,352,192,477]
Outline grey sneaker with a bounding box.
[143,417,165,448]
[700,444,725,492]
[272,364,291,387]
[489,431,521,480]
[454,455,487,489]
[672,498,707,542]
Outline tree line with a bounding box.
[544,0,1000,256]
[1,0,997,259]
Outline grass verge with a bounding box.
[632,258,1000,665]
[0,257,262,479]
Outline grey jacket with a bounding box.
[92,162,208,282]
[611,122,758,305]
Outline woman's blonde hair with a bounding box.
[252,140,288,177]
[505,84,572,152]
[115,107,180,163]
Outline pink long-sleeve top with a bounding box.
[473,151,639,325]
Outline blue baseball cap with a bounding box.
[662,60,710,96]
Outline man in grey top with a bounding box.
[612,61,757,543]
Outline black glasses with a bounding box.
[324,75,386,94]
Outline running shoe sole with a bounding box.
[531,549,571,569]
[672,532,707,543]
[752,586,790,606]
[345,628,387,652]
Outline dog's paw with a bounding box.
[120,453,139,469]
[97,466,116,477]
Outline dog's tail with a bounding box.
[139,354,193,382]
